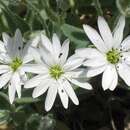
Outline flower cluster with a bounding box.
[0,15,129,111]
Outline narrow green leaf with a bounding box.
[0,1,29,33]
[15,97,40,104]
[93,0,103,16]
[116,0,130,17]
[61,24,90,48]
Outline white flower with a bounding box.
[0,29,35,104]
[76,16,130,91]
[24,34,92,111]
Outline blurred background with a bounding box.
[0,0,130,130]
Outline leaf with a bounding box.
[15,97,40,104]
[0,1,29,33]
[116,0,130,17]
[93,0,103,16]
[61,24,90,48]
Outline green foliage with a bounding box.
[0,0,129,130]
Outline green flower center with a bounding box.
[49,65,64,80]
[106,48,120,64]
[10,57,23,71]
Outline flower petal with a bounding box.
[8,82,16,104]
[68,78,92,90]
[52,33,61,58]
[45,86,57,111]
[2,33,14,58]
[64,68,88,78]
[0,71,12,88]
[86,65,106,78]
[19,69,27,83]
[109,72,118,91]
[75,48,104,59]
[22,64,48,74]
[24,74,49,88]
[0,65,10,74]
[40,34,52,52]
[14,29,23,57]
[113,16,125,48]
[83,58,107,67]
[83,24,107,52]
[59,39,70,65]
[98,16,113,49]
[121,35,130,51]
[118,63,130,85]
[102,65,118,90]
[63,55,83,71]
[40,47,55,66]
[11,72,21,98]
[32,78,51,98]
[63,80,79,105]
[0,41,6,53]
[58,81,69,109]
[31,35,40,47]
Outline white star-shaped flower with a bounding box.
[0,29,35,104]
[76,16,130,91]
[24,34,92,111]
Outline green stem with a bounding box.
[0,92,15,112]
[93,0,103,16]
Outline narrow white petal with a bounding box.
[22,64,48,74]
[0,41,6,53]
[32,79,51,98]
[121,35,130,51]
[52,33,61,58]
[0,53,11,64]
[0,65,10,74]
[57,82,69,109]
[40,47,55,66]
[98,16,113,49]
[123,53,130,65]
[64,68,88,78]
[11,72,21,98]
[45,86,57,111]
[24,47,42,63]
[40,34,52,52]
[63,55,83,71]
[113,16,125,48]
[83,24,107,52]
[31,36,40,47]
[63,80,79,105]
[19,69,27,83]
[86,65,106,78]
[14,29,23,57]
[118,63,130,85]
[102,65,117,90]
[2,33,14,58]
[2,32,10,46]
[68,78,92,90]
[83,58,107,67]
[75,48,104,59]
[8,82,16,104]
[24,74,49,88]
[23,54,33,64]
[59,39,70,65]
[0,71,12,88]
[109,72,118,91]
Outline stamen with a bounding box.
[10,57,23,71]
[49,65,64,80]
[106,48,121,64]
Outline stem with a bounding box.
[0,92,15,112]
[107,98,117,130]
[93,0,103,16]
